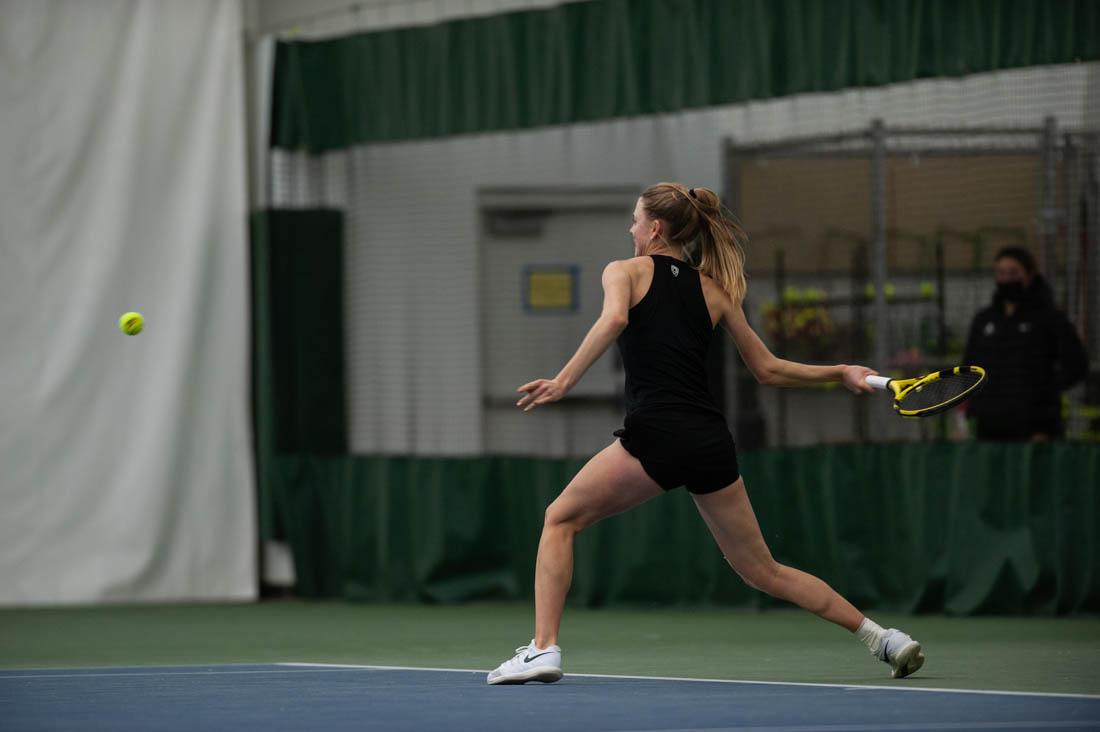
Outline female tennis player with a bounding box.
[488,182,924,685]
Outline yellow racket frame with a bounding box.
[867,366,986,418]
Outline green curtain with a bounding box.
[250,211,277,541]
[271,0,1100,152]
[267,442,1099,615]
[252,209,348,541]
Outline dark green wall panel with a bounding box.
[252,209,348,542]
[266,442,1099,614]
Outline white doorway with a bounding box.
[479,187,639,456]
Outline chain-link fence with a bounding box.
[725,119,1100,445]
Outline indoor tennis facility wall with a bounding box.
[253,1,1100,615]
[264,8,1100,455]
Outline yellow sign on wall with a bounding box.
[524,266,578,312]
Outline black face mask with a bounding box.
[995,281,1027,303]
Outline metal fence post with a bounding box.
[1065,134,1080,330]
[1087,137,1100,362]
[776,249,787,447]
[1040,115,1060,303]
[871,120,889,405]
[723,137,741,436]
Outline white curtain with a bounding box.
[0,0,255,605]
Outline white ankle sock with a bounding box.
[530,640,556,652]
[856,617,887,655]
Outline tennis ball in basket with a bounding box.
[119,312,144,336]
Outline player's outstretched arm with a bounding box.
[517,261,631,412]
[721,300,875,393]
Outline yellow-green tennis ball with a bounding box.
[919,281,935,298]
[119,312,144,336]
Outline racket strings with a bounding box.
[898,372,982,411]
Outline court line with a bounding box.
[622,724,1099,732]
[0,667,390,680]
[3,662,1097,701]
[2,664,1093,731]
[278,662,1100,700]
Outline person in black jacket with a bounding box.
[963,247,1089,441]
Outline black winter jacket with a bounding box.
[963,276,1088,440]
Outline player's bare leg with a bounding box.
[488,440,663,684]
[693,478,924,678]
[692,477,861,628]
[534,439,663,647]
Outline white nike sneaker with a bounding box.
[486,640,563,685]
[875,628,925,679]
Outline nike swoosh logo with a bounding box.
[523,651,554,663]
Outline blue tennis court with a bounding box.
[3,664,1098,731]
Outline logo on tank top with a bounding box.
[670,264,679,277]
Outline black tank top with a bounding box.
[616,255,722,417]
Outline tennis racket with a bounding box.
[865,366,986,418]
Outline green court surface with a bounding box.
[2,601,1097,695]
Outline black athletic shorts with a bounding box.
[613,409,740,495]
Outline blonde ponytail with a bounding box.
[640,183,748,304]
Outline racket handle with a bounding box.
[865,375,891,390]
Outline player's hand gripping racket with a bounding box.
[865,366,986,418]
